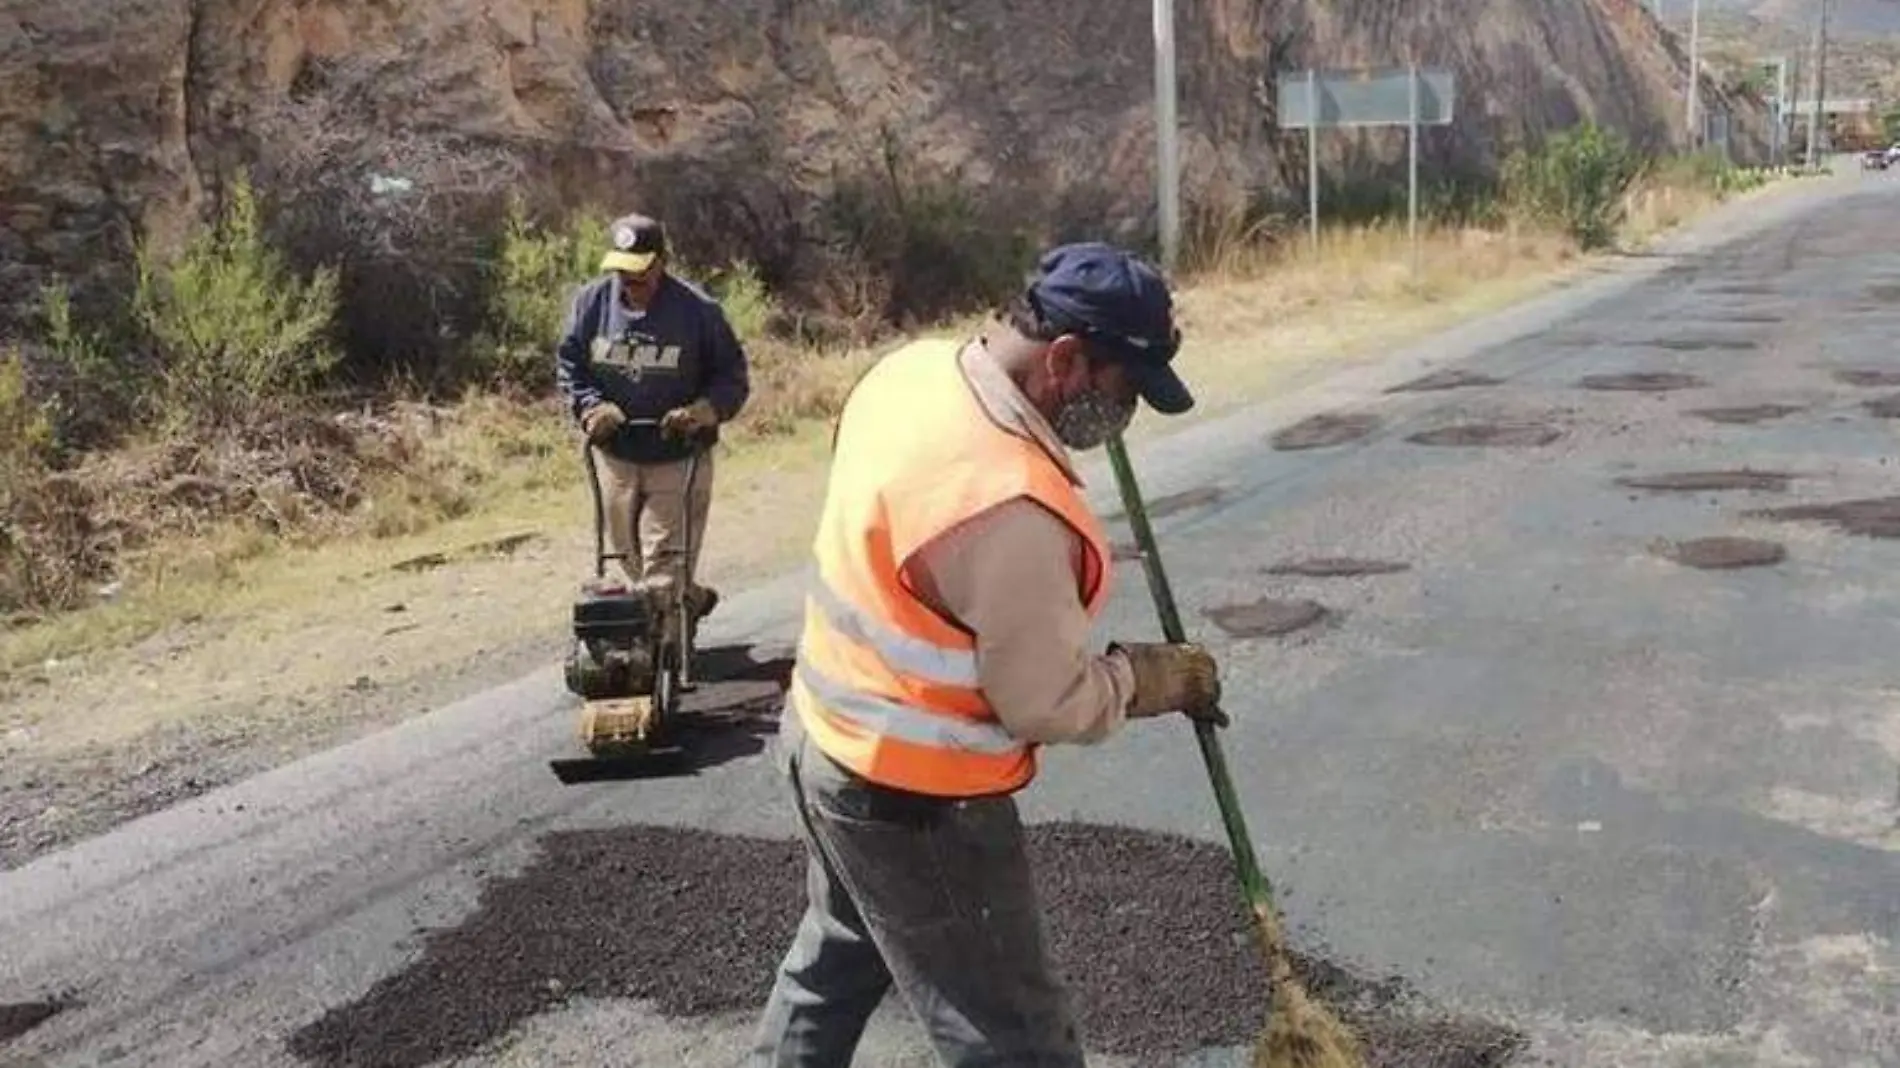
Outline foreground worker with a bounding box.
[555,212,750,617]
[750,242,1225,1066]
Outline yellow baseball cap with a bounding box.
[600,213,666,274]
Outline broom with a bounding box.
[1103,433,1365,1068]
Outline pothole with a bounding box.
[1406,423,1562,447]
[1864,394,1900,418]
[1646,338,1759,351]
[1686,404,1803,425]
[1653,537,1787,569]
[1385,369,1503,393]
[1271,413,1381,451]
[1707,283,1774,296]
[1750,497,1900,539]
[0,998,77,1043]
[1104,485,1225,525]
[1832,369,1900,388]
[1577,372,1706,392]
[1203,597,1330,638]
[1614,470,1796,493]
[283,823,1522,1068]
[1266,557,1411,577]
[1866,283,1900,303]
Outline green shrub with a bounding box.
[0,348,68,615]
[1502,123,1643,250]
[702,260,778,344]
[476,199,611,389]
[131,175,340,427]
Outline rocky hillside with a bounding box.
[1,0,1770,333]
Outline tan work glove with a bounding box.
[580,401,627,443]
[660,398,719,440]
[1112,641,1228,727]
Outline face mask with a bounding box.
[1051,382,1138,451]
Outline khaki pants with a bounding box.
[591,448,714,595]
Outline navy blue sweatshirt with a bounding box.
[555,272,751,463]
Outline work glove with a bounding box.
[1112,641,1228,727]
[660,398,719,441]
[580,402,627,443]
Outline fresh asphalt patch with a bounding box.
[1750,496,1900,539]
[1862,393,1900,418]
[1644,338,1760,351]
[1406,423,1562,448]
[0,998,76,1044]
[1685,404,1804,425]
[1651,537,1788,570]
[1384,369,1504,393]
[1271,413,1382,451]
[1203,597,1332,638]
[1614,470,1796,493]
[1265,557,1412,578]
[1103,484,1226,525]
[1576,372,1706,392]
[1831,368,1900,388]
[285,823,1525,1068]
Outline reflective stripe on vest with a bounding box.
[791,338,1113,798]
[804,568,979,688]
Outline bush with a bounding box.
[1502,123,1642,250]
[475,200,611,390]
[132,176,342,428]
[817,128,1033,326]
[34,280,137,450]
[0,349,78,615]
[254,56,526,387]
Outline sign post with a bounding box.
[1307,70,1320,254]
[1278,66,1457,272]
[1408,64,1421,280]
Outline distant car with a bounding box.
[1862,149,1889,170]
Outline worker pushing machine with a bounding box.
[749,242,1226,1067]
[556,212,750,624]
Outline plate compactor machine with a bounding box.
[563,426,710,758]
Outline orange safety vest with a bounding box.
[791,337,1116,798]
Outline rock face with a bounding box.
[0,0,1771,332]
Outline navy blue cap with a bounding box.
[1024,242,1192,415]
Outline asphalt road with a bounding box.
[5,175,1900,1068]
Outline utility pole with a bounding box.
[1685,0,1702,149]
[1153,0,1180,273]
[1805,0,1829,167]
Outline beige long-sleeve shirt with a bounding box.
[896,336,1137,746]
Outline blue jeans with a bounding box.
[749,713,1085,1067]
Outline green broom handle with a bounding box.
[1104,433,1275,915]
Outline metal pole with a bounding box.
[1307,68,1319,255]
[1685,0,1701,149]
[1153,0,1180,272]
[1763,57,1778,166]
[1408,63,1420,283]
[1805,0,1826,168]
[1816,0,1830,162]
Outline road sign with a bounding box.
[1274,66,1458,274]
[1276,67,1456,129]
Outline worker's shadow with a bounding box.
[548,644,793,785]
